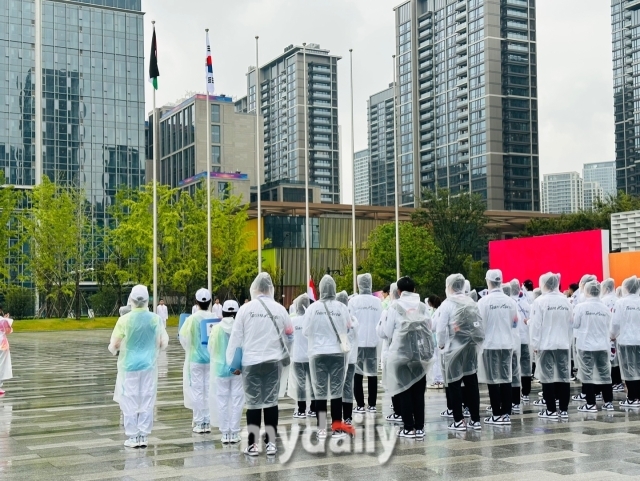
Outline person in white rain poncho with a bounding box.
[212,298,223,319]
[601,278,624,393]
[108,285,169,448]
[303,275,353,440]
[510,279,532,404]
[288,294,317,419]
[477,272,518,425]
[0,313,13,396]
[208,300,244,444]
[180,288,216,434]
[571,281,613,412]
[226,273,293,457]
[337,290,359,425]
[348,273,382,414]
[384,277,435,438]
[529,273,573,420]
[156,299,168,329]
[436,274,484,431]
[610,276,640,407]
[576,275,598,306]
[427,295,445,390]
[377,282,403,423]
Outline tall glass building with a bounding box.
[0,0,145,256]
[611,0,640,195]
[368,84,397,206]
[394,0,539,211]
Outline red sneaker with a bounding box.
[0,390,5,396]
[332,421,355,436]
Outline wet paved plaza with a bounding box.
[1,329,640,480]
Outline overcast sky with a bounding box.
[142,0,614,204]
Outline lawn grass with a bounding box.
[13,316,180,332]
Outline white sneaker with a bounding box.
[559,411,569,419]
[366,405,377,413]
[538,391,544,397]
[511,404,521,413]
[138,436,148,448]
[293,410,306,419]
[440,409,454,418]
[596,394,603,401]
[124,436,139,448]
[484,415,500,425]
[266,442,277,456]
[533,399,546,406]
[538,410,558,420]
[221,433,230,444]
[307,410,317,417]
[572,393,587,402]
[602,402,614,411]
[521,395,530,403]
[619,398,640,408]
[192,424,205,434]
[229,432,241,444]
[497,415,511,425]
[613,383,625,393]
[577,404,597,413]
[317,429,327,439]
[385,413,403,423]
[203,423,211,433]
[332,430,347,439]
[415,429,425,438]
[244,443,259,456]
[354,406,366,413]
[467,421,482,431]
[397,429,415,438]
[463,407,470,418]
[486,406,493,413]
[448,420,466,431]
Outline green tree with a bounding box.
[362,222,443,298]
[412,188,488,282]
[4,286,34,319]
[0,174,20,290]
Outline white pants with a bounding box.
[119,370,156,436]
[190,363,210,424]
[216,376,244,434]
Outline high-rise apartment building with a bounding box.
[368,85,397,206]
[394,0,539,210]
[583,181,604,212]
[354,149,370,205]
[583,161,616,199]
[1,0,145,271]
[246,44,340,204]
[541,172,583,214]
[611,0,640,195]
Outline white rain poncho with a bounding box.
[338,290,359,403]
[533,288,542,299]
[477,283,518,385]
[377,283,399,362]
[384,292,435,396]
[529,273,573,383]
[436,274,485,385]
[464,280,471,296]
[303,275,350,400]
[348,273,382,376]
[226,273,293,409]
[611,276,640,381]
[0,317,13,382]
[572,281,611,384]
[207,313,244,430]
[600,278,618,366]
[180,308,215,411]
[288,294,314,403]
[108,307,169,417]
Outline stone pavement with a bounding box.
[1,329,640,480]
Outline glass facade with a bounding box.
[396,0,539,211]
[369,86,396,206]
[0,0,145,255]
[583,161,616,198]
[612,0,640,195]
[353,148,370,205]
[541,172,583,214]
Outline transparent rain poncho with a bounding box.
[529,273,573,383]
[572,281,611,384]
[303,275,350,400]
[109,307,169,410]
[533,288,542,299]
[601,278,617,311]
[377,282,399,389]
[611,276,640,381]
[437,274,485,385]
[287,294,316,403]
[501,284,511,297]
[357,274,373,295]
[226,272,293,409]
[349,273,382,376]
[338,290,358,403]
[385,292,435,396]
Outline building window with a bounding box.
[211,125,220,143]
[211,104,220,122]
[212,145,221,165]
[218,181,230,200]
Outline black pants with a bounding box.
[392,394,402,416]
[488,383,512,416]
[583,383,613,405]
[398,376,426,431]
[342,401,353,421]
[521,376,531,396]
[297,400,317,414]
[446,381,471,411]
[247,406,278,445]
[448,374,480,423]
[315,398,342,427]
[541,382,570,413]
[612,366,622,385]
[627,380,640,400]
[354,373,377,408]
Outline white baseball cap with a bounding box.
[195,288,212,303]
[222,300,239,313]
[130,285,149,302]
[486,269,503,283]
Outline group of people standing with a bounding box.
[107,268,640,455]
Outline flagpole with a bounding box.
[349,49,357,295]
[303,43,311,290]
[255,36,262,273]
[392,54,400,280]
[205,29,212,293]
[152,20,158,312]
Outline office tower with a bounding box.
[541,172,583,214]
[583,161,617,199]
[246,44,340,204]
[0,0,145,239]
[394,0,539,210]
[147,94,259,201]
[368,84,397,206]
[583,181,604,212]
[612,0,640,195]
[354,149,370,205]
